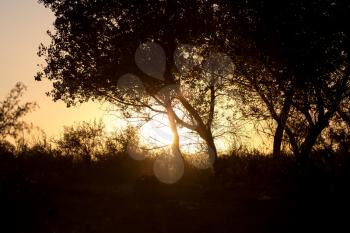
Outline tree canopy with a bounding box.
[36,0,255,164]
[36,0,350,162]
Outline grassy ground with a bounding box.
[0,149,349,233]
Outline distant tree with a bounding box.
[104,124,139,155]
[0,82,36,141]
[55,120,105,161]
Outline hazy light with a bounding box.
[135,42,166,80]
[117,73,146,99]
[127,144,147,161]
[139,112,202,154]
[174,44,202,72]
[153,147,184,184]
[189,147,215,170]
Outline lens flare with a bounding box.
[153,147,184,184]
[127,144,147,161]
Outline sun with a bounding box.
[103,111,223,183]
[139,114,200,153]
[103,109,231,156]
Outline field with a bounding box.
[1,148,349,233]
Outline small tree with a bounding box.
[0,82,36,141]
[104,125,139,155]
[55,120,105,161]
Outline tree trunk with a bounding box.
[199,128,218,174]
[273,123,285,158]
[208,137,219,174]
[299,122,327,160]
[176,92,218,168]
[165,101,182,158]
[272,95,292,158]
[285,127,300,157]
[205,132,218,162]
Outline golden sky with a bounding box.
[0,0,111,138]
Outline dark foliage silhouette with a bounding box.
[35,0,262,165]
[226,0,350,158]
[1,139,350,233]
[0,82,36,143]
[36,0,350,161]
[55,120,105,161]
[1,1,350,232]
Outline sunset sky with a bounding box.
[0,0,113,138]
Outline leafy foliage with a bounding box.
[36,0,350,159]
[36,0,257,161]
[54,120,140,161]
[0,82,36,141]
[54,120,106,161]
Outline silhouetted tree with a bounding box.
[230,0,350,158]
[36,0,252,164]
[104,124,139,155]
[55,120,105,161]
[0,82,36,141]
[37,0,350,161]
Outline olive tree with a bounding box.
[36,0,251,167]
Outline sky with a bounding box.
[0,0,113,138]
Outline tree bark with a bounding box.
[196,127,218,174]
[204,130,218,161]
[273,123,285,158]
[165,100,182,158]
[176,92,218,163]
[299,122,326,160]
[284,126,300,157]
[272,94,292,158]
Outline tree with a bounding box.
[37,0,350,162]
[104,124,140,156]
[0,82,36,141]
[36,0,250,166]
[266,0,349,159]
[229,0,350,158]
[55,120,105,161]
[315,113,350,154]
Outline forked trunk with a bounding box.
[299,124,325,160]
[273,123,285,158]
[273,94,292,158]
[200,128,218,173]
[205,132,218,161]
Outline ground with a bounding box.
[0,152,349,233]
